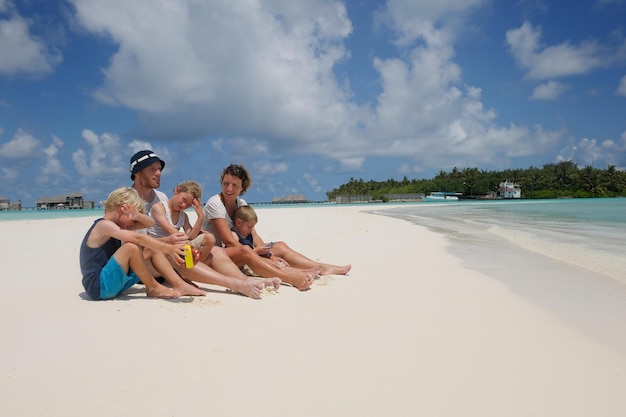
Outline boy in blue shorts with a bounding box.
[79,187,205,300]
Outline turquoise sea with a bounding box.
[371,198,626,284]
[0,208,103,222]
[368,198,626,350]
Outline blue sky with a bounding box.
[1,0,625,205]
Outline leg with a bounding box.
[271,241,352,276]
[226,245,319,291]
[175,261,266,299]
[113,243,179,299]
[145,247,207,296]
[193,232,215,265]
[209,246,281,291]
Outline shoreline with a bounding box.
[2,205,626,416]
[368,203,626,352]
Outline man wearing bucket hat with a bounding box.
[129,150,280,299]
[129,150,168,215]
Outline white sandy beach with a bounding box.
[1,204,626,417]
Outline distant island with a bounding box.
[326,161,626,200]
[272,194,308,203]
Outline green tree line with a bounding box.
[326,161,626,200]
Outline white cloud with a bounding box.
[0,128,40,158]
[68,0,563,174]
[530,80,569,100]
[72,129,127,178]
[0,10,62,76]
[1,167,18,181]
[617,75,626,96]
[378,0,487,46]
[40,135,65,177]
[255,161,288,176]
[557,135,626,167]
[303,172,322,193]
[506,21,609,80]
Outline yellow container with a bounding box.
[183,244,194,268]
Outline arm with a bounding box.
[123,204,155,231]
[151,202,181,236]
[212,217,241,247]
[150,202,189,244]
[92,218,186,261]
[184,198,204,240]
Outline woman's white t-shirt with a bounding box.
[202,193,247,247]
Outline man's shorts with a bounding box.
[190,234,204,249]
[99,256,140,299]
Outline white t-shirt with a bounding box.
[132,187,168,235]
[147,201,187,238]
[145,189,168,213]
[202,193,247,247]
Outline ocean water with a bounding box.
[368,198,626,350]
[373,198,626,284]
[0,208,103,222]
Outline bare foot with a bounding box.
[282,270,316,291]
[261,277,281,291]
[231,277,265,299]
[182,278,200,288]
[146,284,180,299]
[173,281,207,297]
[319,264,351,276]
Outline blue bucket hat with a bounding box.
[129,150,165,180]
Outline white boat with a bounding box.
[423,192,460,201]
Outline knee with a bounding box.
[203,233,216,248]
[122,242,142,256]
[272,241,287,251]
[237,245,255,261]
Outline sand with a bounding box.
[1,204,626,417]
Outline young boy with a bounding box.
[231,205,274,258]
[79,187,205,300]
[148,180,214,264]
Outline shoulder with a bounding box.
[155,190,168,202]
[237,197,247,207]
[89,217,121,242]
[93,217,118,231]
[205,194,226,216]
[205,193,222,206]
[151,201,166,213]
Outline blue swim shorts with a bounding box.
[99,256,140,299]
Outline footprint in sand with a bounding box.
[314,275,335,286]
[184,296,221,307]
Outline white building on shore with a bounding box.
[498,180,522,199]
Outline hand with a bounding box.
[120,204,138,220]
[256,245,272,257]
[193,198,203,217]
[168,232,189,245]
[164,242,187,266]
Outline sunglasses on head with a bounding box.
[227,164,247,180]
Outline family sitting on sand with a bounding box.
[79,150,351,301]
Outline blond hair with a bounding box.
[175,180,202,200]
[233,205,258,223]
[103,187,145,213]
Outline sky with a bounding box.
[1,0,626,205]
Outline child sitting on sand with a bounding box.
[231,204,352,276]
[148,180,213,264]
[231,205,274,259]
[79,187,203,300]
